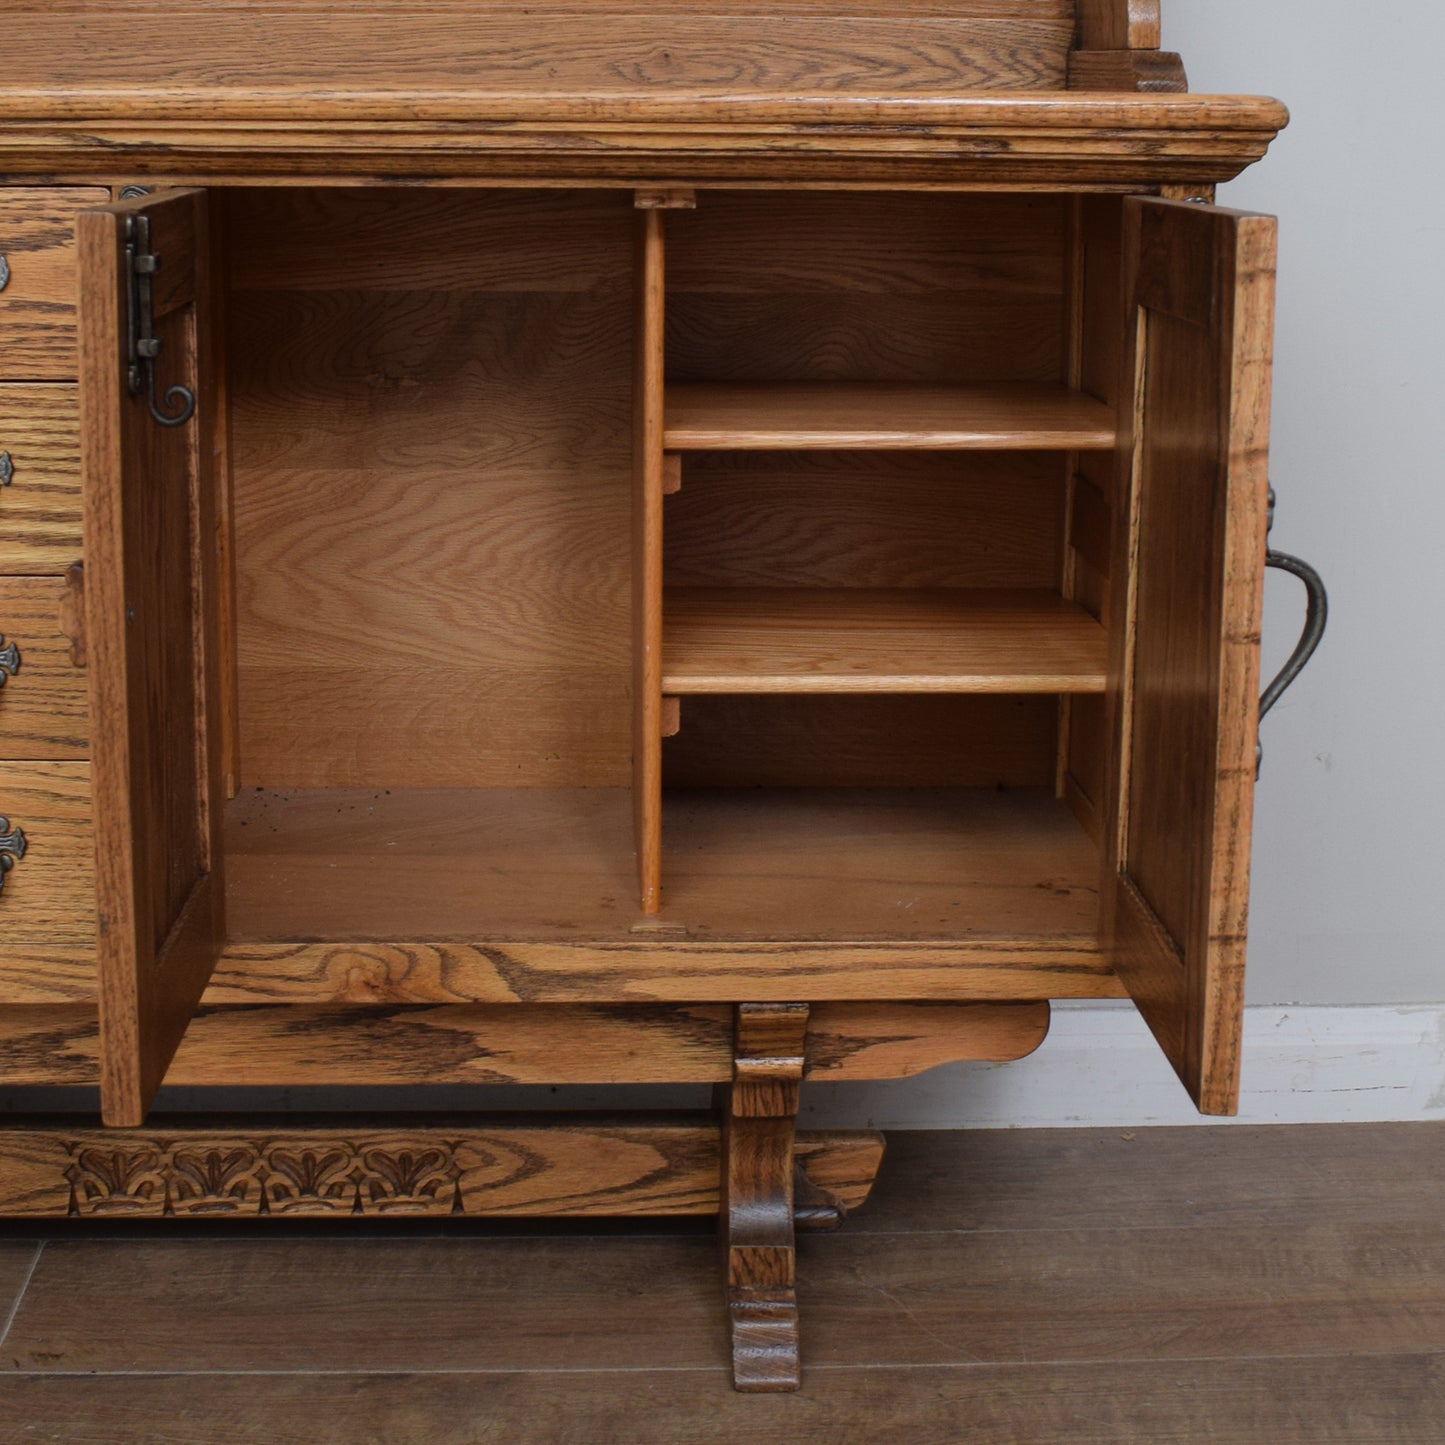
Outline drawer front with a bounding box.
[0,574,87,758]
[0,761,96,1003]
[0,385,82,573]
[0,188,110,379]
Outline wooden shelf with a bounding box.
[220,785,1102,959]
[663,383,1117,451]
[662,588,1108,694]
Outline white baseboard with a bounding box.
[799,1002,1445,1130]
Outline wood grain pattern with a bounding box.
[0,385,83,572]
[1104,199,1276,1116]
[207,937,1120,1005]
[0,999,1050,1087]
[1069,50,1187,93]
[0,108,1288,191]
[665,383,1116,451]
[227,192,634,790]
[79,189,226,1127]
[1075,0,1162,51]
[859,1123,1445,1235]
[663,588,1108,694]
[806,1001,1049,1077]
[0,188,109,378]
[8,1213,1441,1374]
[0,762,95,998]
[0,1118,884,1220]
[219,784,1102,949]
[1064,195,1125,837]
[0,9,1078,101]
[666,191,1069,299]
[665,452,1064,592]
[663,695,1058,789]
[722,1002,809,1390]
[634,204,666,913]
[0,573,88,757]
[668,295,1063,388]
[227,185,637,293]
[1,1357,1438,1445]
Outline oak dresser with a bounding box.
[0,0,1325,1389]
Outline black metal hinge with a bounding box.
[124,212,196,428]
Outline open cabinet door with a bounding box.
[1104,197,1277,1116]
[78,190,224,1127]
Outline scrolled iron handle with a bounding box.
[1256,487,1328,774]
[1261,549,1328,722]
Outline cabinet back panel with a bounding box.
[663,696,1056,789]
[666,192,1068,385]
[666,452,1064,591]
[663,193,1071,789]
[225,190,634,789]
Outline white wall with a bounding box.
[1165,0,1445,1007]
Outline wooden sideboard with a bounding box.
[0,0,1324,1390]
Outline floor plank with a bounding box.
[1,1122,1442,1441]
[0,1355,1440,1445]
[852,1124,1445,1233]
[3,1236,725,1372]
[7,1215,1443,1373]
[0,1241,40,1341]
[801,1221,1445,1365]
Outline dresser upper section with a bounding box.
[0,1,1286,185]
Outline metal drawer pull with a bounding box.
[1257,487,1328,773]
[0,816,26,893]
[0,451,12,486]
[0,254,9,291]
[0,635,18,684]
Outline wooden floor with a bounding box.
[0,1123,1440,1441]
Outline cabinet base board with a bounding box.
[0,1116,884,1222]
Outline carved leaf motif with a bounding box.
[359,1146,459,1214]
[263,1146,357,1214]
[168,1147,264,1216]
[62,1137,468,1218]
[66,1146,167,1215]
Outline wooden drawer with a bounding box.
[0,573,87,758]
[0,385,82,573]
[0,188,109,379]
[0,761,96,1003]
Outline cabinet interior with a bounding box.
[218,186,1126,950]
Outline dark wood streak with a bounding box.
[0,1000,1052,1087]
[0,1117,885,1220]
[206,939,1124,1005]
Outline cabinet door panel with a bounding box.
[1105,197,1276,1116]
[78,189,224,1126]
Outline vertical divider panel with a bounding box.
[633,204,666,913]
